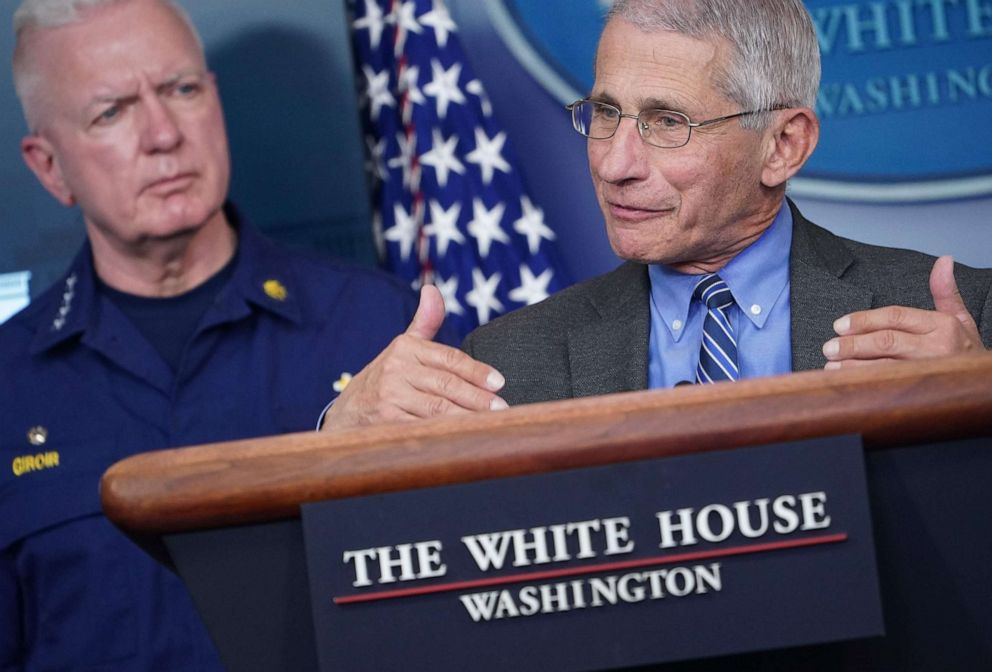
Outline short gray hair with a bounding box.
[12,0,203,129]
[15,0,122,33]
[607,0,820,128]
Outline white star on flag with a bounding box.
[466,198,509,258]
[419,2,457,48]
[419,129,464,187]
[362,66,395,120]
[388,0,424,53]
[365,135,388,183]
[387,131,418,189]
[391,0,423,34]
[353,0,386,49]
[465,268,504,325]
[513,196,556,254]
[398,65,426,107]
[424,200,464,255]
[509,264,554,305]
[466,128,511,185]
[434,274,465,316]
[423,59,465,119]
[466,79,493,117]
[383,203,419,260]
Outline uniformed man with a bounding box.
[0,0,503,668]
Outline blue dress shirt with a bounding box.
[648,203,793,388]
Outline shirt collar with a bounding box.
[30,203,303,355]
[30,243,98,355]
[648,202,793,340]
[213,204,303,328]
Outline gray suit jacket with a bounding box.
[463,202,992,406]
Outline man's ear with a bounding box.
[21,134,75,206]
[760,108,819,189]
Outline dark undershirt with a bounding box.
[100,254,236,373]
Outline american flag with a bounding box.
[348,0,569,337]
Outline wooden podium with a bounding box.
[101,354,992,671]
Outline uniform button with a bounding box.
[672,319,683,331]
[750,304,762,316]
[27,426,48,446]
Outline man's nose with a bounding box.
[593,116,649,184]
[139,95,182,153]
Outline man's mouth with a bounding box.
[606,201,674,222]
[144,172,195,196]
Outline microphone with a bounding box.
[674,380,694,387]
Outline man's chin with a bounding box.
[139,211,209,242]
[154,197,223,233]
[607,234,672,266]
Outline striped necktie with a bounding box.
[693,274,739,383]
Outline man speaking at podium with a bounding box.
[461,0,992,404]
[327,0,992,421]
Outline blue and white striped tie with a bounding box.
[693,274,739,383]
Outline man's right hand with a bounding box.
[321,285,508,431]
[822,256,985,368]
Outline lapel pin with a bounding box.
[263,279,288,301]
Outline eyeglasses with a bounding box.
[566,99,779,149]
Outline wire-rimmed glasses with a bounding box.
[566,99,779,148]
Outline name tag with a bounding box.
[11,451,60,477]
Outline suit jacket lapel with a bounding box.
[568,262,651,396]
[789,201,874,371]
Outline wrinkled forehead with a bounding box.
[591,18,727,111]
[18,0,206,113]
[593,17,728,75]
[18,0,205,77]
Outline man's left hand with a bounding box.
[822,256,985,369]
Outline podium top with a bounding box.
[101,353,992,536]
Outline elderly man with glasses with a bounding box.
[461,0,991,403]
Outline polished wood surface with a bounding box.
[101,353,992,536]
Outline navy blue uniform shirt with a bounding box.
[0,212,445,671]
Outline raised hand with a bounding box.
[322,285,508,430]
[822,256,984,369]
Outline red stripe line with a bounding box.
[332,532,848,605]
[389,22,428,278]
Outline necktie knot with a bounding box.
[692,274,735,311]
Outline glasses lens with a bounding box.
[638,109,690,148]
[572,101,619,139]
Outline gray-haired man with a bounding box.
[1,0,493,668]
[463,0,991,403]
